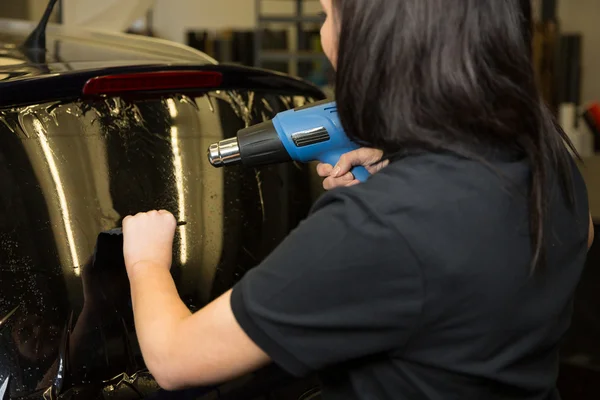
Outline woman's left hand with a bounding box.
[316,148,388,190]
[122,210,176,274]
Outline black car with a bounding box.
[0,7,326,400]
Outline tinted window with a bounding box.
[0,90,320,397]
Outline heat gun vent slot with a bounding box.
[292,127,330,147]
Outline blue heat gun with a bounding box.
[207,100,370,182]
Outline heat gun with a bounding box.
[207,100,370,182]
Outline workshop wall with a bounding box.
[61,0,153,32]
[0,0,28,20]
[150,0,600,104]
[28,0,57,21]
[558,0,600,104]
[4,1,599,107]
[152,0,321,44]
[0,0,59,22]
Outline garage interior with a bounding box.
[1,0,600,399]
[4,1,600,198]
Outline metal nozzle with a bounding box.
[207,137,242,167]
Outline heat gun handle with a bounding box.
[321,152,370,183]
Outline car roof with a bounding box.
[0,18,326,108]
[0,18,216,81]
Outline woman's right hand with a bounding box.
[316,148,388,190]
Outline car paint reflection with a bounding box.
[0,90,319,399]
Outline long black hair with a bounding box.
[333,0,576,271]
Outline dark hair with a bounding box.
[333,0,576,271]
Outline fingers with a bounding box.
[316,163,333,177]
[316,147,386,191]
[121,210,177,272]
[125,210,174,218]
[122,210,176,229]
[365,158,390,174]
[332,148,384,177]
[322,172,357,190]
[317,150,371,180]
[332,152,357,177]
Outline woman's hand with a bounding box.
[123,210,177,274]
[316,148,388,190]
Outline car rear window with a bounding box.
[0,89,322,395]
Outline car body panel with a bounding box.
[0,86,322,400]
[0,18,324,108]
[0,18,218,65]
[0,17,325,400]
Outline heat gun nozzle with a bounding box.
[207,137,242,167]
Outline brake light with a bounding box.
[82,71,223,96]
[589,103,600,125]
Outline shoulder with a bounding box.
[314,151,521,216]
[567,154,589,204]
[558,154,589,226]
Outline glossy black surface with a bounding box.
[0,90,324,400]
[0,16,326,400]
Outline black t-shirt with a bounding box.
[230,150,590,400]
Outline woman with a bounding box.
[122,0,594,398]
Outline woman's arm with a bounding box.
[123,190,423,390]
[123,211,271,391]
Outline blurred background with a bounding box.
[2,0,600,158]
[0,0,334,95]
